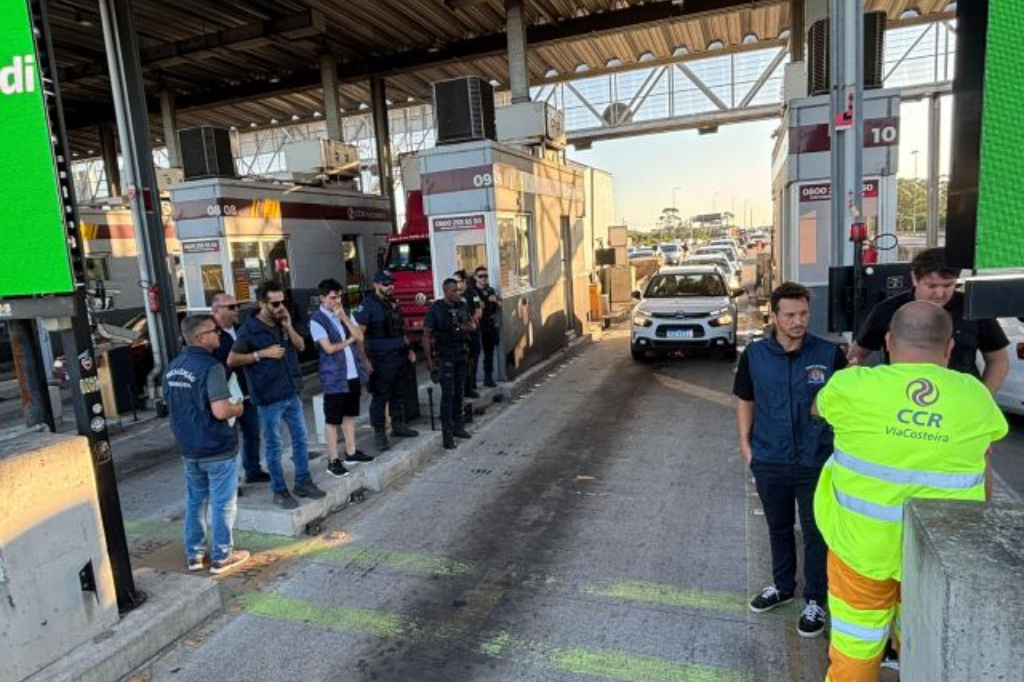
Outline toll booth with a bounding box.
[417,140,592,380]
[771,89,902,334]
[78,204,182,323]
[169,178,392,313]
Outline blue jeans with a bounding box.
[183,456,238,563]
[238,397,263,478]
[751,461,827,603]
[258,393,310,493]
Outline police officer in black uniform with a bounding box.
[423,278,476,450]
[472,265,500,387]
[454,270,482,398]
[354,271,420,451]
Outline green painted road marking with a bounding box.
[551,647,791,682]
[237,592,794,682]
[586,581,749,614]
[237,592,417,638]
[305,545,475,577]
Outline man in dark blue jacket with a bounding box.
[210,292,267,485]
[228,281,326,509]
[165,315,249,575]
[733,282,846,638]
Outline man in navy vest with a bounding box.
[210,292,268,485]
[228,281,326,509]
[733,282,846,638]
[310,278,373,478]
[165,315,249,575]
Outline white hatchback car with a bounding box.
[630,265,737,361]
[995,318,1024,415]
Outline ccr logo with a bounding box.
[1,55,36,96]
[906,378,940,407]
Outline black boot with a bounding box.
[391,422,420,438]
[453,426,472,439]
[465,388,481,399]
[483,375,496,388]
[442,431,457,450]
[374,428,390,452]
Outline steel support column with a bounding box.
[320,54,345,141]
[370,75,397,233]
[830,0,864,319]
[98,123,121,197]
[159,89,179,167]
[506,0,530,104]
[791,0,806,62]
[98,0,179,403]
[926,94,942,247]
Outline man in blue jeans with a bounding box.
[229,281,326,509]
[210,292,268,486]
[165,315,249,574]
[733,282,846,638]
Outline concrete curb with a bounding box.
[234,334,593,537]
[24,568,221,682]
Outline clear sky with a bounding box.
[565,98,950,234]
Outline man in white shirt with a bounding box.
[309,279,373,477]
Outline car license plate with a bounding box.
[667,329,693,339]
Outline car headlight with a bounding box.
[632,310,653,328]
[709,313,733,327]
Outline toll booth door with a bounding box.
[560,216,575,332]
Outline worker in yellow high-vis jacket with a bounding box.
[813,301,1008,682]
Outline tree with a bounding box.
[897,178,948,236]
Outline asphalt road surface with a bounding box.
[131,331,833,682]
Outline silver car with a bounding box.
[630,265,738,361]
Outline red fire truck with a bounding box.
[383,188,433,341]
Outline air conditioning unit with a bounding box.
[432,76,496,145]
[283,139,360,178]
[807,12,886,96]
[496,102,567,149]
[178,127,236,180]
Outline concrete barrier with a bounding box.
[0,432,119,682]
[902,499,1024,681]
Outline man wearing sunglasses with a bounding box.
[229,281,326,509]
[210,292,267,486]
[474,266,500,388]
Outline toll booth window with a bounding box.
[498,214,533,293]
[387,241,431,272]
[229,238,288,301]
[85,256,110,281]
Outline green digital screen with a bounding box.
[0,0,74,297]
[975,4,1024,269]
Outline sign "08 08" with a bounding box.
[205,203,239,217]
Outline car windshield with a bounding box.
[659,244,679,253]
[697,247,735,261]
[387,240,431,271]
[645,273,726,298]
[630,250,656,258]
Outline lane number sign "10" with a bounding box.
[869,124,899,146]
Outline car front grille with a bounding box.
[651,311,711,319]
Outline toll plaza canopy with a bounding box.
[51,0,955,155]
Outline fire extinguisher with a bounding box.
[147,283,161,313]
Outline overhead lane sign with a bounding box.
[0,0,75,298]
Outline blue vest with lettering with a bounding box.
[164,347,238,460]
[237,315,303,407]
[745,334,838,467]
[311,309,351,395]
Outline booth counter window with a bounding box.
[498,213,534,294]
[229,238,288,302]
